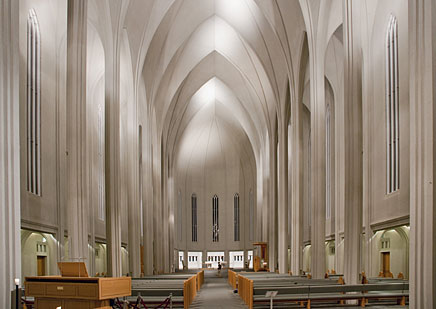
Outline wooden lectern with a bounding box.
[25,262,131,309]
[253,242,268,272]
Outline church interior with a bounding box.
[1,0,436,308]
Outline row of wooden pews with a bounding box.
[228,270,408,308]
[128,270,204,308]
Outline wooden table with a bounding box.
[25,276,131,309]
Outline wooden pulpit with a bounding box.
[25,262,131,309]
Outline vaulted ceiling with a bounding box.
[88,0,311,166]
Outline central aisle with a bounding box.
[190,269,247,308]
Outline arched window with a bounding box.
[27,9,41,195]
[234,193,240,241]
[212,195,219,242]
[192,194,197,242]
[386,15,399,194]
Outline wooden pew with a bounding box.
[234,272,408,309]
[130,271,204,308]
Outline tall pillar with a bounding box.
[290,100,304,275]
[268,133,278,272]
[105,37,122,278]
[0,0,21,307]
[261,152,269,242]
[342,0,363,285]
[66,0,89,265]
[409,0,436,306]
[162,150,170,273]
[168,166,175,273]
[127,134,141,277]
[309,60,326,279]
[142,112,154,275]
[278,123,288,274]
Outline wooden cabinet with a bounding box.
[25,276,131,309]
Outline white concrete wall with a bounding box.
[174,100,256,255]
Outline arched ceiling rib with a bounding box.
[110,0,307,167]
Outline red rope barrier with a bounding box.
[114,295,172,309]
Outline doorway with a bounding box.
[37,256,46,276]
[382,252,391,277]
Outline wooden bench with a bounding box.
[129,270,204,308]
[234,273,408,309]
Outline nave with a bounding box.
[1,0,436,308]
[190,270,246,309]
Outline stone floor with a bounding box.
[190,269,247,308]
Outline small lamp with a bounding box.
[14,278,20,309]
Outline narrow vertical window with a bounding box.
[234,193,240,241]
[27,9,41,196]
[178,190,182,241]
[326,105,331,219]
[386,15,400,194]
[308,135,311,226]
[138,125,143,232]
[212,195,219,242]
[97,104,105,220]
[249,189,254,241]
[191,194,197,242]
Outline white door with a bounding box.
[207,251,225,269]
[188,252,202,269]
[248,250,253,269]
[229,251,244,269]
[178,251,184,270]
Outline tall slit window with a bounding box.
[192,194,197,242]
[212,195,219,242]
[97,104,105,220]
[178,190,182,241]
[234,193,240,241]
[249,189,254,241]
[27,9,41,196]
[386,15,399,194]
[326,105,331,219]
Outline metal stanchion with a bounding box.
[14,278,20,309]
[170,293,173,309]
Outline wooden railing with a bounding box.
[197,270,204,291]
[228,269,237,289]
[183,275,197,309]
[238,274,253,309]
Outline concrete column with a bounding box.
[152,138,163,274]
[261,152,269,242]
[127,131,141,277]
[66,0,89,266]
[168,166,175,273]
[290,100,304,275]
[162,150,170,273]
[342,0,363,285]
[142,112,154,275]
[268,133,278,272]
[105,35,122,278]
[409,0,436,306]
[0,0,21,307]
[309,59,326,280]
[278,124,289,274]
